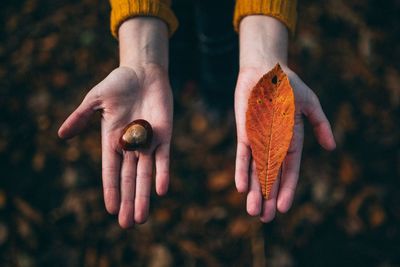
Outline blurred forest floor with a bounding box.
[0,0,399,266]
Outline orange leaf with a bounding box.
[246,64,295,199]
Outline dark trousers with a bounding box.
[170,0,238,108]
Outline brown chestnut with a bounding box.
[119,119,153,151]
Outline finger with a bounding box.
[102,131,121,215]
[58,89,101,139]
[234,83,252,193]
[260,173,280,223]
[118,151,137,228]
[134,152,153,224]
[235,142,251,193]
[246,161,262,216]
[155,144,170,196]
[277,117,304,213]
[303,91,336,150]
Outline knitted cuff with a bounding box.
[233,0,297,34]
[110,0,179,39]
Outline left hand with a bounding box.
[234,16,336,223]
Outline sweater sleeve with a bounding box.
[233,0,297,34]
[109,0,179,39]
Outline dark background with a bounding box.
[0,0,399,266]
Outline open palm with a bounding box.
[58,65,173,227]
[234,65,336,222]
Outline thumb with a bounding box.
[58,89,101,139]
[302,90,336,151]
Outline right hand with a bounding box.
[58,18,173,228]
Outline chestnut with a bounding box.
[119,119,153,151]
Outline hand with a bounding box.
[234,16,336,222]
[58,18,172,228]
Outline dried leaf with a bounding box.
[207,167,234,191]
[246,64,295,199]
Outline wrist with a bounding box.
[239,16,289,70]
[118,17,169,71]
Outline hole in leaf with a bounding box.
[272,75,278,84]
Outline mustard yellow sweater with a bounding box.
[109,0,297,38]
